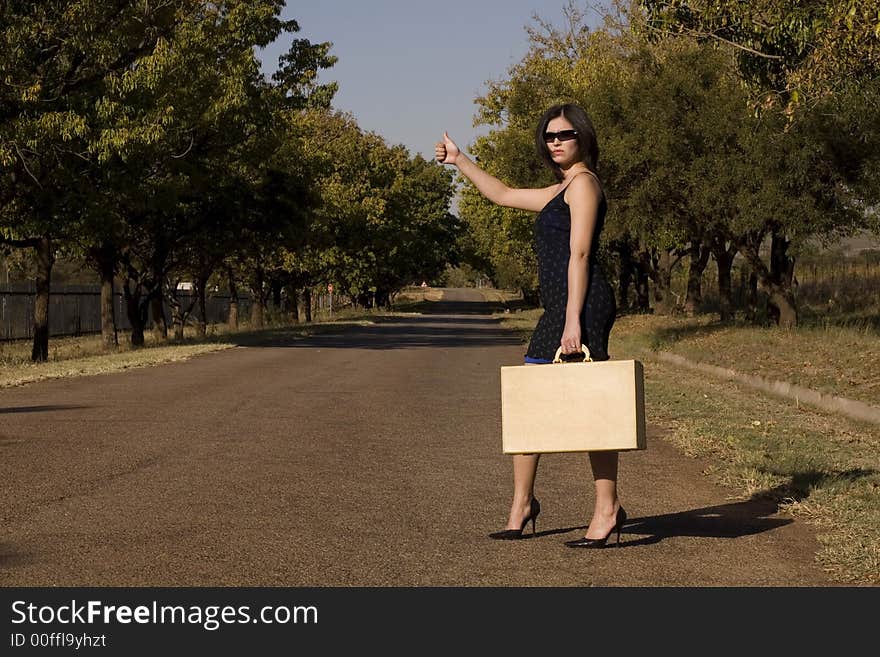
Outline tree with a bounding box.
[96,2,333,345]
[640,0,880,109]
[373,152,459,306]
[462,1,880,326]
[289,110,458,309]
[1,2,338,351]
[0,1,175,358]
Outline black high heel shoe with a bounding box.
[564,507,627,548]
[489,498,541,540]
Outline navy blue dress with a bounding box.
[524,176,616,363]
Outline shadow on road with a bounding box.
[0,405,90,414]
[618,497,793,547]
[370,315,504,326]
[529,495,797,546]
[0,544,32,568]
[402,299,512,315]
[231,300,526,350]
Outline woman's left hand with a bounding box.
[560,319,581,354]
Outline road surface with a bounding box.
[0,288,834,586]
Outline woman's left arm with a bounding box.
[560,174,602,354]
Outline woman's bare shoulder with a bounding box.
[564,171,602,202]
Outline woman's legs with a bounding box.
[501,453,541,529]
[502,451,621,535]
[583,450,621,538]
[500,360,543,530]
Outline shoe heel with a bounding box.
[565,506,627,549]
[615,507,627,546]
[489,497,540,540]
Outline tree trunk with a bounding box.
[618,265,632,311]
[150,294,167,341]
[614,241,635,312]
[715,251,734,322]
[302,286,312,322]
[734,230,798,328]
[167,289,185,341]
[768,231,797,328]
[634,258,651,313]
[226,266,239,329]
[649,249,675,314]
[250,295,264,328]
[684,240,711,316]
[195,275,208,338]
[123,281,147,347]
[769,288,798,329]
[99,273,118,349]
[166,281,199,341]
[285,284,299,323]
[521,286,540,307]
[376,288,391,311]
[745,270,759,321]
[270,278,282,312]
[250,266,265,328]
[30,236,54,362]
[710,237,737,322]
[95,245,118,350]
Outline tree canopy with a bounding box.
[640,0,880,109]
[457,1,879,326]
[1,1,461,357]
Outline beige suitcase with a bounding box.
[500,346,647,454]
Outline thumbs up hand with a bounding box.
[435,132,460,165]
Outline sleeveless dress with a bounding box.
[524,175,616,363]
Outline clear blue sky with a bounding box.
[256,1,605,160]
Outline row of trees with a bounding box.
[457,1,880,327]
[1,1,459,361]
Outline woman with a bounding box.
[435,103,625,548]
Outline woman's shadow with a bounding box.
[541,469,874,546]
[613,497,792,547]
[537,497,790,544]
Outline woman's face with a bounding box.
[544,116,581,169]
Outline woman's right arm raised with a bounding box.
[435,132,553,213]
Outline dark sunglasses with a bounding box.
[543,129,578,143]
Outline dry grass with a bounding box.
[0,314,379,388]
[642,314,880,405]
[0,342,233,388]
[640,353,880,584]
[395,286,444,304]
[474,287,522,304]
[0,330,233,388]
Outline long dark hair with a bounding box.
[535,103,599,181]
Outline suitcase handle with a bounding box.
[552,344,592,363]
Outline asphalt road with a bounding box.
[0,288,835,586]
